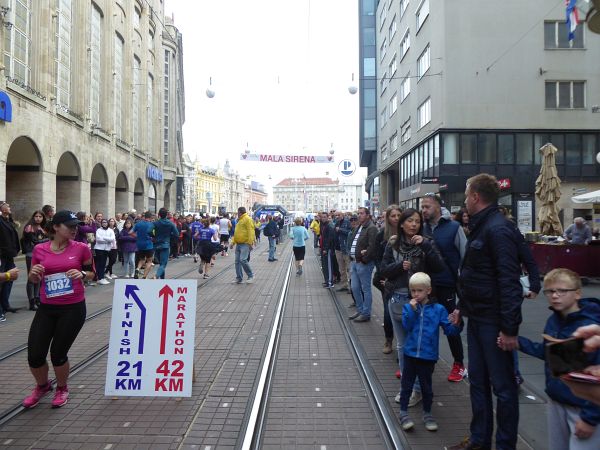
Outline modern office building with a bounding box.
[372,0,600,231]
[0,0,185,223]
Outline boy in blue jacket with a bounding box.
[518,268,600,449]
[399,272,461,432]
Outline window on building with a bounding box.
[380,71,388,94]
[391,133,398,153]
[381,143,388,161]
[55,0,72,107]
[400,73,410,101]
[89,4,102,126]
[363,0,375,15]
[516,133,533,164]
[364,57,376,76]
[566,134,581,165]
[114,33,124,138]
[148,30,154,52]
[417,45,430,79]
[389,93,397,116]
[364,27,376,45]
[380,38,387,62]
[134,6,141,29]
[163,50,170,165]
[433,134,440,172]
[498,134,514,164]
[545,81,585,109]
[417,97,431,129]
[389,54,397,76]
[460,134,477,164]
[400,30,410,60]
[442,133,458,164]
[147,73,153,153]
[4,0,31,84]
[400,0,409,19]
[364,88,376,107]
[364,119,376,138]
[478,134,496,164]
[582,134,597,164]
[401,118,411,144]
[132,56,141,147]
[544,21,584,49]
[389,15,397,40]
[380,107,387,128]
[416,0,429,31]
[380,2,388,25]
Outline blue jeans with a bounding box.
[350,261,374,318]
[467,319,519,450]
[155,247,170,279]
[388,292,421,392]
[235,243,253,281]
[268,236,276,260]
[123,251,136,276]
[400,356,434,413]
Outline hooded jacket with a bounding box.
[402,301,462,361]
[518,298,600,426]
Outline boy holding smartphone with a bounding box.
[517,268,600,448]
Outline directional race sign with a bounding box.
[338,159,356,176]
[105,279,197,397]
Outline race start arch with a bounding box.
[253,204,289,222]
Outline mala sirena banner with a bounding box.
[240,153,334,163]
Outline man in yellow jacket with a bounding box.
[310,217,320,249]
[230,206,256,284]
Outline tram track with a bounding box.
[0,257,236,428]
[239,250,407,450]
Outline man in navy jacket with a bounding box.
[448,174,523,450]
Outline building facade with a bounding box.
[273,177,365,213]
[195,165,223,215]
[0,0,185,223]
[244,181,268,213]
[372,0,600,231]
[221,160,245,214]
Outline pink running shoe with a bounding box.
[23,382,53,408]
[51,386,69,408]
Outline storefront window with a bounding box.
[442,133,458,164]
[478,133,496,164]
[460,134,477,164]
[551,134,565,164]
[534,134,550,164]
[498,135,514,164]
[582,135,597,164]
[566,134,581,165]
[516,133,533,164]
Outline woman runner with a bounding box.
[197,218,217,279]
[23,210,95,408]
[289,217,309,275]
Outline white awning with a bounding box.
[572,189,600,204]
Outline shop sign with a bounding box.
[147,165,163,182]
[0,91,13,122]
[517,200,533,233]
[498,178,511,190]
[421,177,439,184]
[105,279,197,397]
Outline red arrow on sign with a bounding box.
[158,284,174,355]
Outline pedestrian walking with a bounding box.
[21,210,49,310]
[230,207,255,284]
[104,218,119,279]
[289,217,309,275]
[131,211,155,279]
[448,173,524,450]
[263,215,279,262]
[347,207,378,322]
[94,219,115,285]
[153,208,180,279]
[23,210,95,408]
[319,211,336,288]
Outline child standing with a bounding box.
[399,272,461,431]
[517,268,600,449]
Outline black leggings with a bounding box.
[27,302,86,368]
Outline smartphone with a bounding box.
[545,337,589,377]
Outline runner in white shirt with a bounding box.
[209,217,220,265]
[218,214,232,256]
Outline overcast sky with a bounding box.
[164,0,365,190]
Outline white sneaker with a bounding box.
[111,274,118,279]
[246,277,254,284]
[408,390,422,407]
[394,392,401,403]
[98,279,110,285]
[123,274,130,278]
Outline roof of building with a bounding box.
[275,177,338,187]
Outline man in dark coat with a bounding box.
[0,202,21,317]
